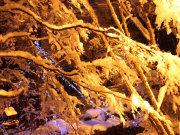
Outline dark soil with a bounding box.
[94,123,145,135]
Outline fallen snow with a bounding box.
[46,119,69,135]
[32,107,120,134]
[14,107,145,135]
[83,108,105,121]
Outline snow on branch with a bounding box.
[0,88,24,98]
[82,85,130,101]
[0,51,78,76]
[0,32,29,43]
[0,32,49,43]
[0,4,122,39]
[0,75,26,97]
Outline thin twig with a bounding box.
[117,0,130,37]
[106,0,124,33]
[134,62,158,110]
[82,0,111,56]
[143,12,156,44]
[121,3,150,41]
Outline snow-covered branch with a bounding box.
[0,51,78,76]
[0,88,24,97]
[0,4,103,32]
[0,32,49,43]
[0,79,25,97]
[0,4,122,39]
[81,84,130,101]
[0,32,29,43]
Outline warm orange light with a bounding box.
[132,94,140,107]
[4,107,17,117]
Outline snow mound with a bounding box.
[33,107,120,134]
[46,119,69,135]
[83,108,105,121]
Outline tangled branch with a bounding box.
[0,51,78,76]
[0,4,120,38]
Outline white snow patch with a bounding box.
[33,108,121,134]
[46,119,69,135]
[83,108,105,121]
[76,108,120,134]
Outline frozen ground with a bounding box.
[29,107,146,135]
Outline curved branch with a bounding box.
[29,36,49,41]
[0,4,123,39]
[0,32,29,43]
[87,86,130,100]
[0,32,49,43]
[0,88,24,98]
[0,51,78,76]
[72,78,130,101]
[0,4,103,32]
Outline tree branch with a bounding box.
[108,50,174,135]
[0,4,125,40]
[74,79,130,101]
[0,32,29,43]
[0,4,103,32]
[149,113,168,135]
[134,63,158,110]
[106,0,124,33]
[121,3,150,41]
[117,0,130,37]
[0,88,24,98]
[143,13,156,44]
[0,32,48,43]
[0,51,78,76]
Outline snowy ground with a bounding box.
[26,107,146,135]
[31,107,120,135]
